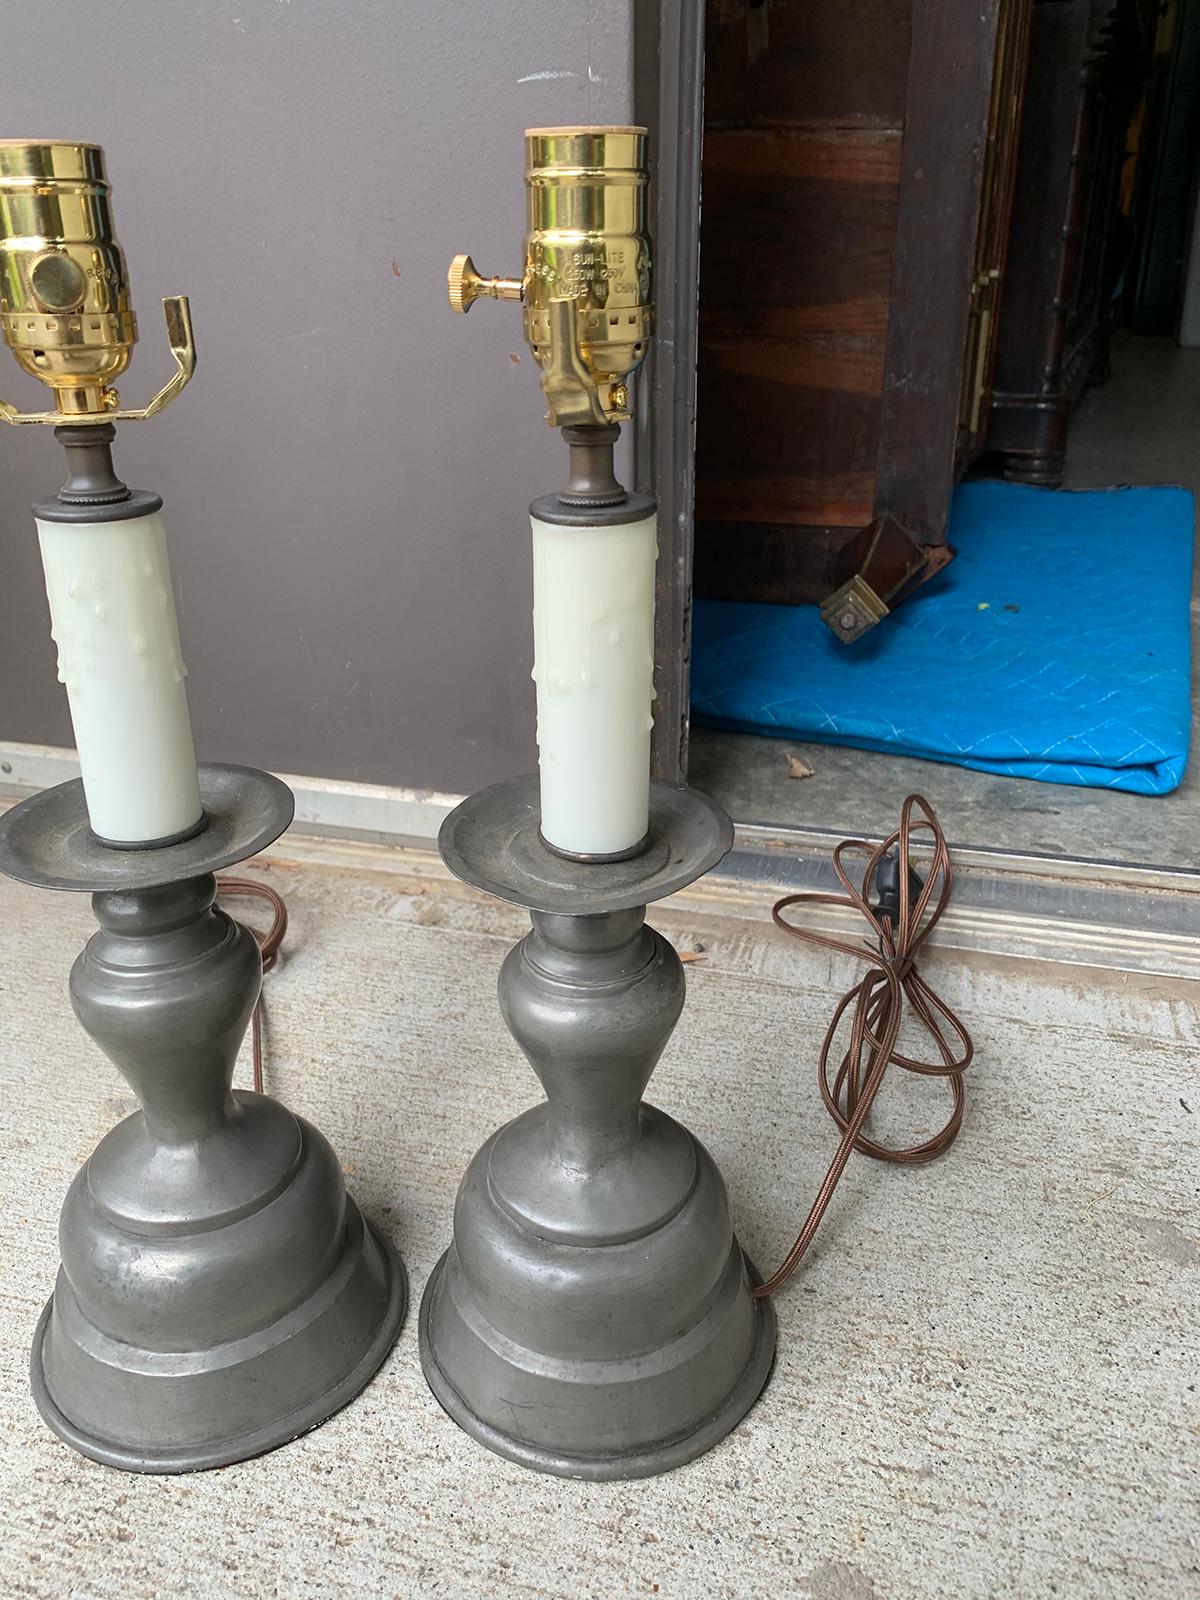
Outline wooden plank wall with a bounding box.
[695,1,910,531]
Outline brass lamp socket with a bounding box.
[0,141,136,417]
[449,125,653,430]
[0,141,194,427]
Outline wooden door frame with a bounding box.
[635,0,705,787]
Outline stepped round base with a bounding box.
[433,781,765,1479]
[418,1115,776,1481]
[3,765,408,1472]
[31,1101,408,1475]
[420,1247,774,1481]
[31,1209,405,1474]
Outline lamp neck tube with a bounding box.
[53,422,132,507]
[35,422,162,524]
[560,423,626,509]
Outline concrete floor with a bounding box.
[692,333,1200,868]
[1,840,1196,1598]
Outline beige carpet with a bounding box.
[0,840,1194,1599]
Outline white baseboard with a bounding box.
[4,742,1200,978]
[0,741,461,847]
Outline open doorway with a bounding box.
[686,0,1200,870]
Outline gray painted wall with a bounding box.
[0,0,633,795]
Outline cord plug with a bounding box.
[873,848,925,925]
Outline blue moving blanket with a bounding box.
[691,482,1194,795]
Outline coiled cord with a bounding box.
[754,794,973,1298]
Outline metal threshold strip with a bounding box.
[693,819,1200,979]
[268,815,1200,981]
[4,745,1197,979]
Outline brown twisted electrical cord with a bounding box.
[753,794,973,1299]
[215,876,288,1095]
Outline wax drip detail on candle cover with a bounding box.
[527,417,659,860]
[531,508,657,858]
[34,423,203,847]
[38,510,202,844]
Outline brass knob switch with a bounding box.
[449,126,652,428]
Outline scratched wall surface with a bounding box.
[0,0,634,793]
[0,845,1195,1597]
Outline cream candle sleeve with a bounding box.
[531,510,657,857]
[36,509,203,844]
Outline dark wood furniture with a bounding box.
[987,0,1158,484]
[1126,0,1200,335]
[693,0,1031,623]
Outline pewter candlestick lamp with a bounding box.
[422,127,776,1478]
[0,141,405,1471]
